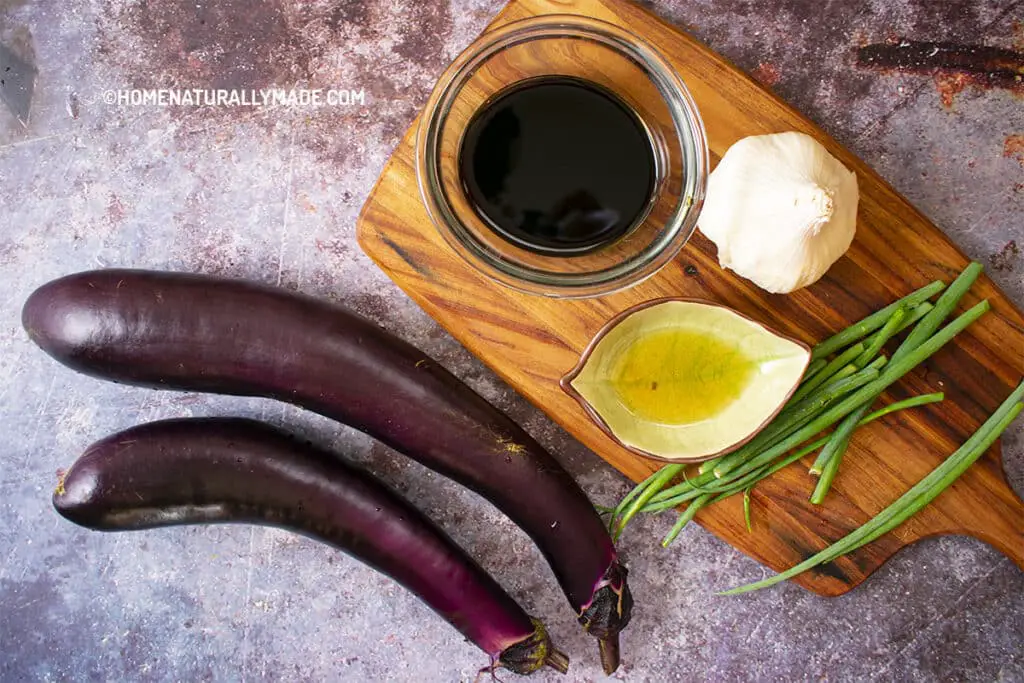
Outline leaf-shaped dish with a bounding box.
[560,298,811,463]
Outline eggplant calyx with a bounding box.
[577,561,633,674]
[497,617,569,675]
[54,469,68,497]
[598,635,621,677]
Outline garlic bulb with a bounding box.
[698,131,859,294]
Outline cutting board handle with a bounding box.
[969,498,1024,569]
[950,462,1024,570]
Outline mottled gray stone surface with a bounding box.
[1,0,1022,681]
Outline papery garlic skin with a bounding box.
[698,131,859,294]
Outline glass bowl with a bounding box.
[415,15,709,299]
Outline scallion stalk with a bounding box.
[808,263,984,495]
[697,457,721,476]
[611,265,982,542]
[719,382,1023,595]
[810,281,946,361]
[892,301,934,336]
[609,467,665,531]
[650,394,944,527]
[611,465,679,540]
[661,492,712,547]
[891,262,983,365]
[643,469,718,508]
[790,342,865,404]
[713,300,990,481]
[853,306,906,368]
[711,364,881,479]
[743,488,753,532]
[800,358,828,385]
[809,427,854,503]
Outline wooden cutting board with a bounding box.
[356,0,1024,596]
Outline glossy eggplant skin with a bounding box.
[23,269,630,666]
[54,417,566,675]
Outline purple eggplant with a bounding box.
[54,417,568,675]
[23,269,631,672]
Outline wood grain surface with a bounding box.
[356,0,1024,596]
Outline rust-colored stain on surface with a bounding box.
[990,240,1020,273]
[106,193,127,225]
[856,39,1024,107]
[934,72,971,108]
[1004,134,1024,167]
[751,61,780,87]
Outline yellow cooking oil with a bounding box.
[610,327,756,424]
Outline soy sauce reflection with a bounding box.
[459,77,657,256]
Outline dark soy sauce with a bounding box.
[459,77,656,255]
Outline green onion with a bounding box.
[700,344,864,479]
[856,392,945,424]
[809,391,949,485]
[661,492,712,547]
[743,488,753,532]
[611,465,679,540]
[611,266,981,542]
[697,457,720,476]
[713,300,989,481]
[805,358,889,485]
[808,263,984,495]
[641,467,716,508]
[797,303,927,479]
[609,467,665,531]
[682,468,717,493]
[809,427,846,476]
[870,355,889,370]
[809,427,854,503]
[712,364,881,479]
[810,280,946,361]
[790,342,865,404]
[797,394,947,489]
[640,470,754,513]
[800,358,828,385]
[853,306,906,368]
[643,362,907,514]
[780,365,876,426]
[719,382,1023,595]
[648,394,944,521]
[893,301,934,335]
[891,262,983,365]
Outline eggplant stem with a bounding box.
[545,648,570,674]
[474,663,503,683]
[598,635,621,675]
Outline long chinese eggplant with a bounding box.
[54,417,568,675]
[23,269,631,672]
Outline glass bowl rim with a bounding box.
[415,14,709,299]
